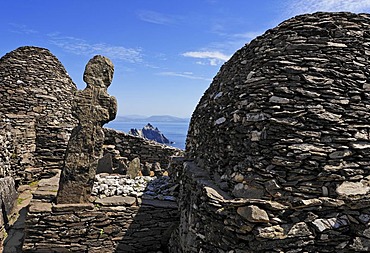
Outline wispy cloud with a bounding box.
[158,71,212,81]
[233,31,264,40]
[287,0,370,15]
[48,34,142,63]
[137,10,174,25]
[182,51,230,66]
[9,23,38,34]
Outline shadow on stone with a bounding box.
[113,196,179,253]
[3,207,28,253]
[92,174,180,253]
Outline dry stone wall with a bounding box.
[0,120,18,248]
[187,12,370,198]
[104,128,183,169]
[0,120,14,178]
[0,46,77,182]
[23,170,179,252]
[178,12,370,252]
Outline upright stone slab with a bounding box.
[57,55,117,204]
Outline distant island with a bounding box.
[128,123,172,144]
[115,115,190,123]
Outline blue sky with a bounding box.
[1,1,370,117]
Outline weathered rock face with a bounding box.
[57,55,117,204]
[176,12,370,252]
[0,46,77,182]
[129,123,171,144]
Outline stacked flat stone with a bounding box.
[177,12,370,252]
[0,120,17,248]
[0,121,13,178]
[0,46,77,182]
[104,128,183,169]
[24,166,179,252]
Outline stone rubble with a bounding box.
[92,174,178,201]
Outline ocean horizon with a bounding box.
[106,120,190,150]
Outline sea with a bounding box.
[106,120,190,150]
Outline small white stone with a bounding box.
[327,42,347,47]
[363,83,370,91]
[336,181,370,197]
[215,117,226,125]
[269,95,291,104]
[247,71,255,79]
[213,92,223,99]
[251,131,261,141]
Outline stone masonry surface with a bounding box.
[23,168,179,253]
[0,46,77,183]
[0,120,17,250]
[103,127,183,169]
[177,12,370,252]
[8,11,370,253]
[0,46,183,252]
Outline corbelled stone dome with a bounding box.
[186,12,370,200]
[0,46,77,180]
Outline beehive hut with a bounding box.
[175,12,370,252]
[0,46,77,182]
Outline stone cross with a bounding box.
[57,55,117,204]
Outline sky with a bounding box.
[1,1,370,118]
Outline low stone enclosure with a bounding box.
[3,11,370,253]
[23,169,179,252]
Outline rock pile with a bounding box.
[92,174,177,201]
[176,12,370,252]
[0,46,77,182]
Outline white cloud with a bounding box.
[137,10,173,25]
[182,51,230,66]
[48,35,142,63]
[9,23,38,34]
[158,71,212,81]
[287,0,370,15]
